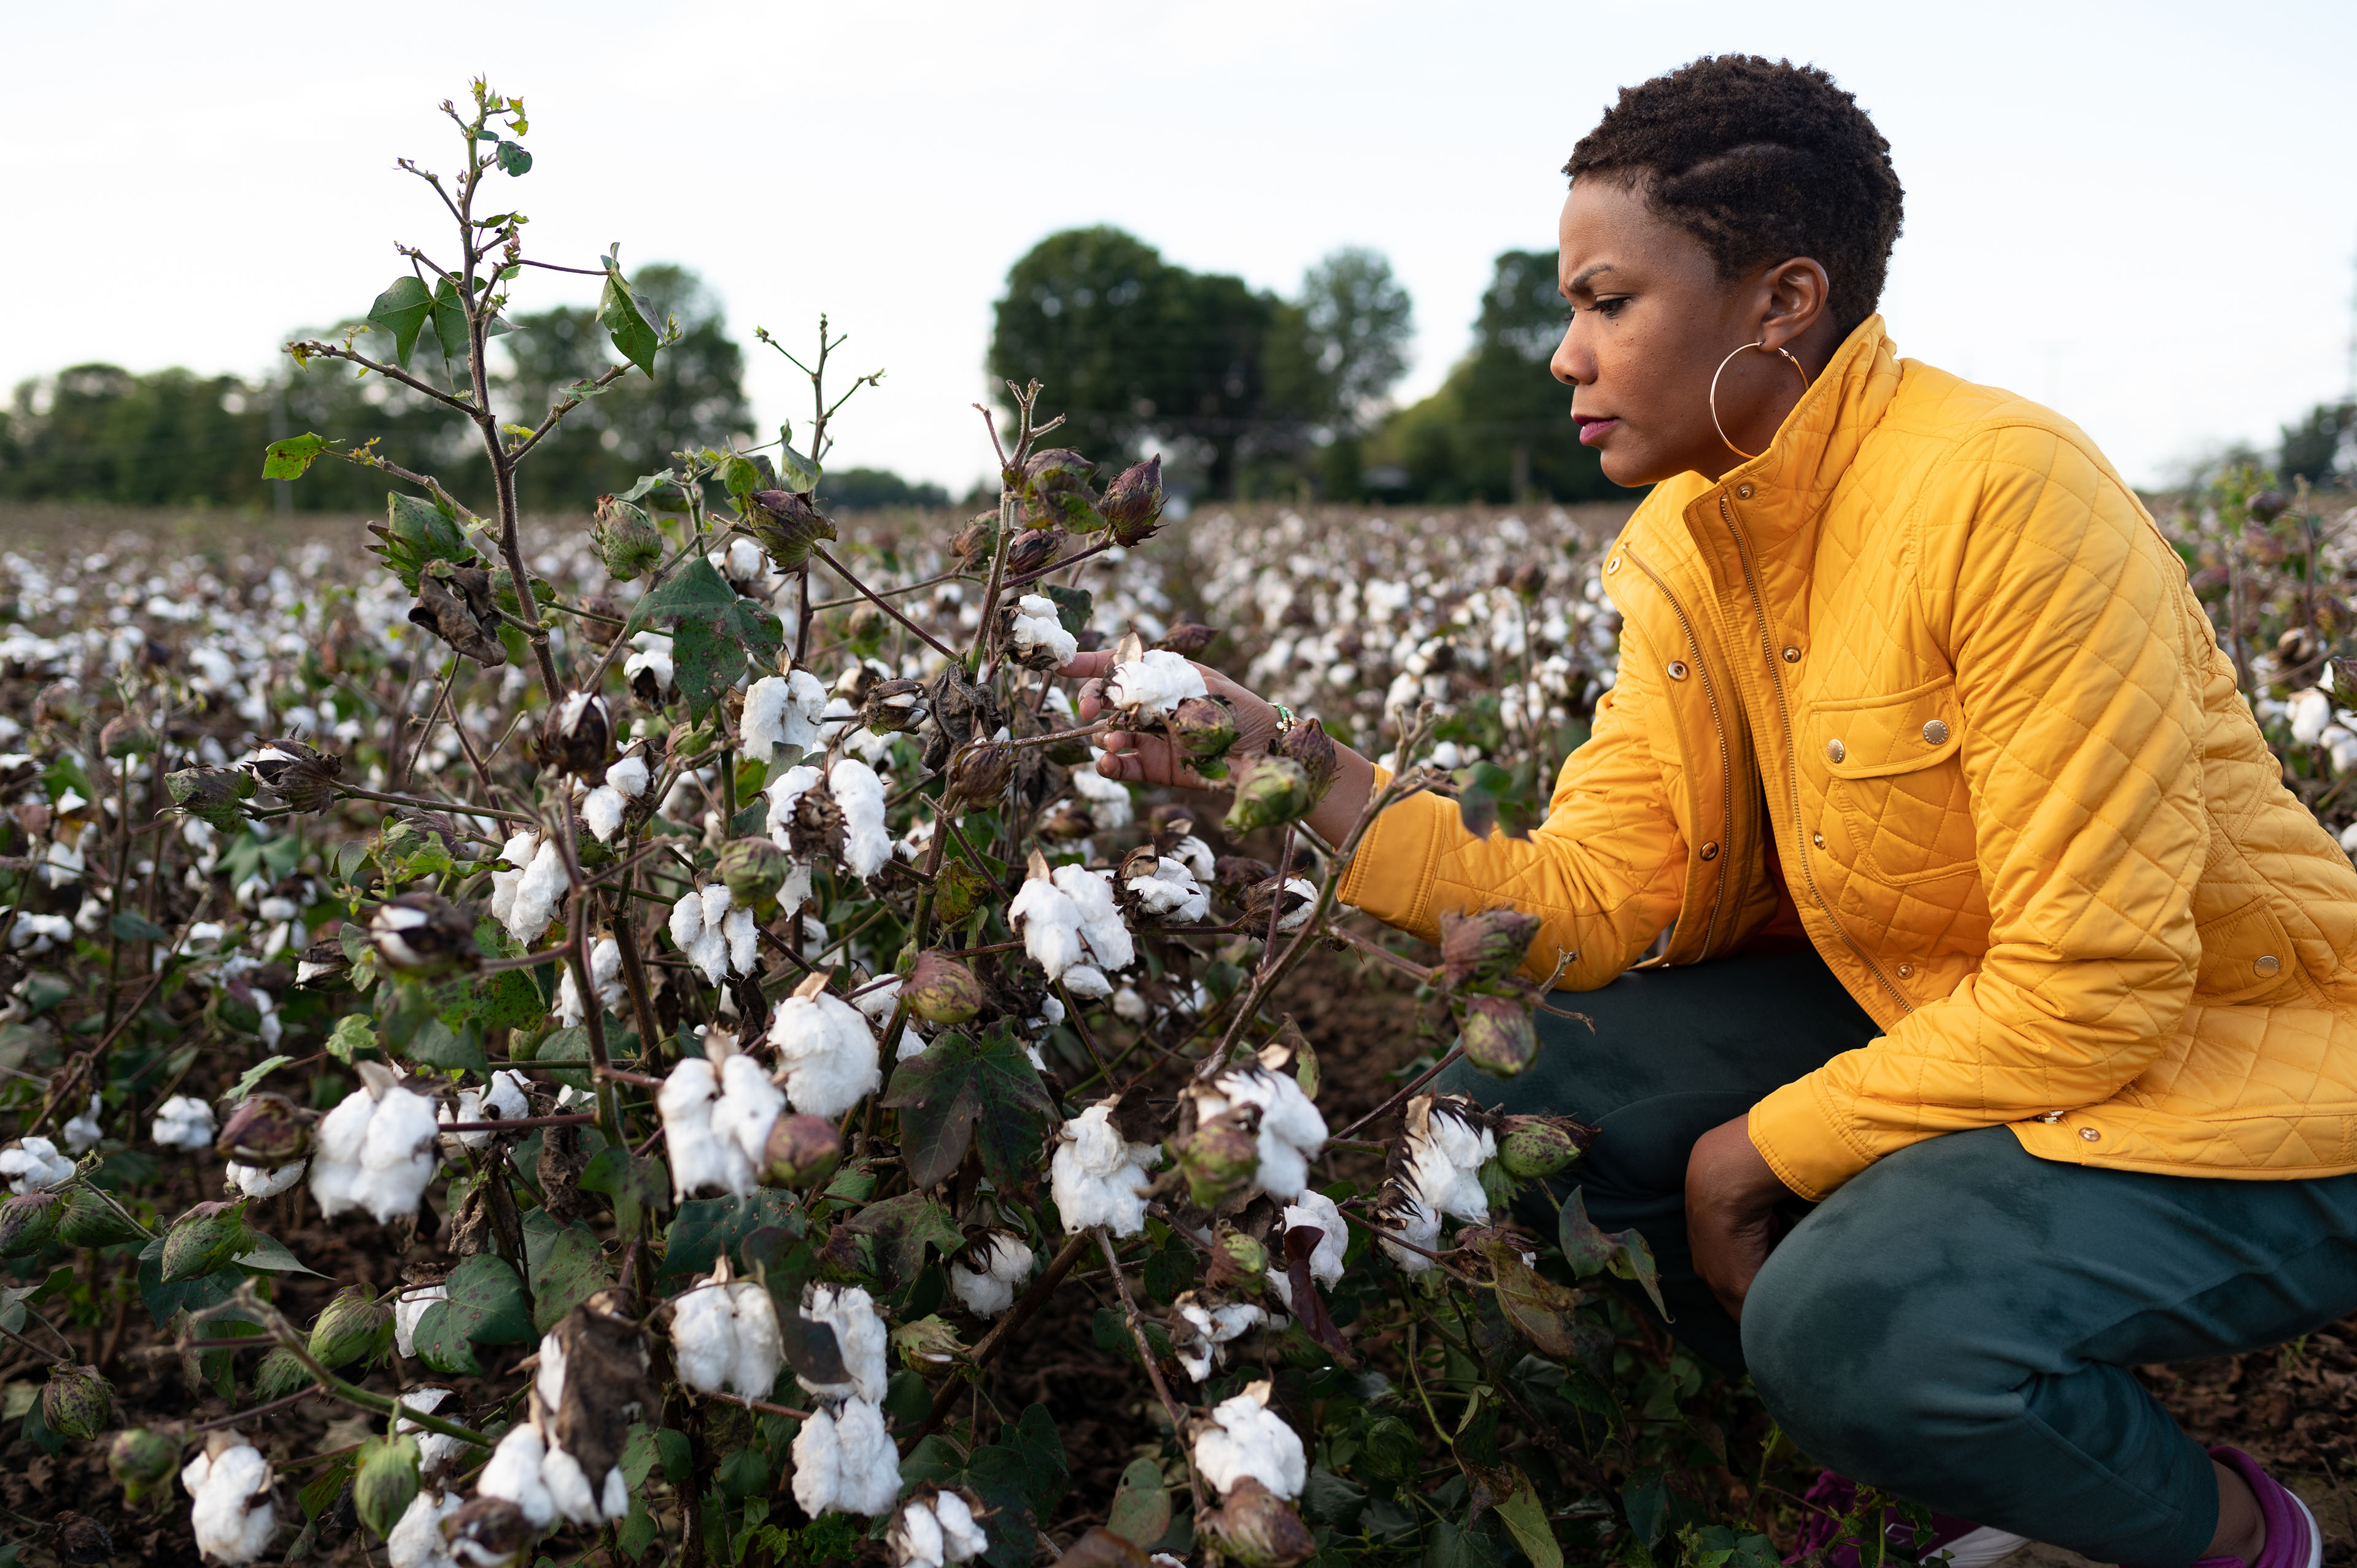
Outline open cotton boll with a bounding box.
[894,1488,991,1568]
[723,906,759,976]
[669,886,733,986]
[579,783,629,843]
[1177,1297,1268,1383]
[1068,765,1134,830]
[1168,833,1217,881]
[478,1422,557,1529]
[62,1092,103,1154]
[393,1283,447,1358]
[228,1159,306,1199]
[1125,855,1210,922]
[387,1488,463,1568]
[493,833,566,946]
[829,759,891,879]
[606,751,649,800]
[1192,1380,1308,1500]
[441,1068,533,1149]
[555,937,627,1028]
[799,1284,890,1405]
[1010,862,1133,984]
[659,1057,730,1201]
[1107,649,1208,713]
[727,1280,784,1399]
[1057,864,1133,970]
[744,669,829,760]
[394,1386,471,1483]
[1007,595,1078,668]
[1061,964,1113,999]
[764,763,822,850]
[710,1052,784,1189]
[795,1400,904,1518]
[1049,1102,1158,1237]
[624,630,675,695]
[1403,1097,1496,1224]
[2289,687,2333,745]
[671,1281,740,1396]
[1272,878,1318,932]
[1376,1192,1442,1273]
[184,1442,277,1564]
[1196,1066,1328,1202]
[768,990,881,1121]
[542,1437,632,1527]
[1268,1192,1347,1312]
[153,1094,218,1151]
[488,829,538,930]
[311,1076,441,1224]
[853,976,903,1028]
[948,1232,1035,1318]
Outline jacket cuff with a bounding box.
[1747,1076,1877,1202]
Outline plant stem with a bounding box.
[902,1230,1091,1453]
[1097,1227,1208,1522]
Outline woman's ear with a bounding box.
[1757,258,1832,352]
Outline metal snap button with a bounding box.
[1922,719,1950,746]
[1897,963,1914,978]
[2038,1110,2065,1124]
[1812,832,1825,849]
[1698,841,1719,861]
[1736,484,1754,499]
[2080,1127,2102,1141]
[1666,660,1689,681]
[1825,738,1846,763]
[1606,556,1620,574]
[2256,954,2281,977]
[1781,646,1802,663]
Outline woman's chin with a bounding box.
[1596,444,1670,489]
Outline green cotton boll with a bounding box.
[907,951,984,1024]
[1222,754,1315,835]
[108,1426,179,1504]
[41,1364,113,1442]
[55,1189,147,1249]
[164,767,257,833]
[308,1285,394,1371]
[590,496,664,581]
[1497,1114,1596,1181]
[252,1348,313,1405]
[159,1200,250,1283]
[718,837,794,906]
[1457,994,1540,1078]
[353,1433,422,1541]
[1177,1111,1260,1211]
[0,1191,61,1259]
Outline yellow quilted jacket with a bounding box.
[1337,317,2357,1199]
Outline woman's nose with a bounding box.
[1550,327,1586,387]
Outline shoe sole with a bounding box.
[1921,1526,2031,1568]
[2287,1484,2324,1568]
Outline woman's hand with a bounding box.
[1056,650,1282,789]
[1686,1114,1794,1320]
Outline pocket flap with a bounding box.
[2194,896,2297,1003]
[1814,680,1964,779]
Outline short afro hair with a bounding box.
[1565,56,1903,331]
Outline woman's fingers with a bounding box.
[1057,651,1120,681]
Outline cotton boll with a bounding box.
[493,835,565,947]
[1049,1102,1157,1236]
[723,905,759,977]
[478,1423,556,1529]
[606,751,650,800]
[541,1435,630,1526]
[791,1404,845,1518]
[355,1083,442,1222]
[487,830,538,932]
[1272,878,1318,932]
[153,1094,218,1151]
[948,1232,1034,1319]
[579,784,628,843]
[933,1488,988,1562]
[1193,1381,1308,1500]
[852,976,903,1027]
[1010,867,1086,981]
[710,1053,784,1190]
[671,1281,740,1396]
[829,1397,903,1515]
[61,1094,103,1155]
[1068,765,1134,830]
[799,1284,889,1404]
[1402,1095,1495,1224]
[897,1496,947,1568]
[1168,834,1216,881]
[1196,1066,1328,1202]
[1112,986,1150,1024]
[184,1442,277,1564]
[744,670,829,760]
[829,759,891,879]
[393,1283,449,1358]
[1106,649,1208,713]
[2290,687,2333,746]
[1056,864,1134,971]
[1177,1297,1268,1383]
[659,1057,727,1201]
[1061,964,1113,1000]
[228,1159,306,1199]
[670,887,731,986]
[1268,1192,1346,1312]
[1125,855,1209,922]
[394,1388,471,1484]
[386,1488,463,1568]
[1376,1192,1441,1273]
[726,1280,784,1399]
[768,991,880,1121]
[1008,595,1078,668]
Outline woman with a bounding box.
[1067,53,2357,1568]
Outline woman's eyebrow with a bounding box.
[1563,263,1617,296]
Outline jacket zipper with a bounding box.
[1624,544,1732,957]
[1717,494,1913,1016]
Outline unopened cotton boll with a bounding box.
[555,937,627,1027]
[798,1284,889,1404]
[61,1093,102,1154]
[311,1075,442,1224]
[1007,595,1078,668]
[1107,649,1209,713]
[743,669,829,760]
[1050,1102,1159,1236]
[1195,1066,1328,1202]
[948,1232,1035,1318]
[228,1159,307,1199]
[387,1488,464,1568]
[393,1283,447,1358]
[767,989,881,1121]
[1193,1381,1307,1500]
[1268,1191,1347,1312]
[153,1094,218,1151]
[1402,1095,1495,1224]
[791,1397,902,1517]
[1125,855,1210,922]
[829,759,891,878]
[182,1442,276,1564]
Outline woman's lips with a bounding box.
[1574,415,1618,447]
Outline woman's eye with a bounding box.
[1594,297,1629,319]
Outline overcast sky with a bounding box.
[4,0,2351,495]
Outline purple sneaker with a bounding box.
[2191,1448,2320,1568]
[1787,1470,2028,1568]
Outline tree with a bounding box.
[2280,400,2354,485]
[1363,248,1615,504]
[1264,246,1414,495]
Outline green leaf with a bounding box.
[1107,1458,1170,1548]
[236,1231,327,1277]
[1622,1466,1668,1548]
[654,1427,692,1485]
[326,1013,376,1064]
[530,1222,611,1332]
[599,261,660,379]
[410,1299,481,1377]
[403,1018,488,1077]
[778,442,821,494]
[1493,1482,1563,1568]
[719,454,764,500]
[261,433,329,481]
[1557,1188,1668,1320]
[107,910,168,944]
[476,968,549,1033]
[495,139,532,177]
[427,276,470,365]
[135,1238,239,1328]
[365,276,435,369]
[659,1191,797,1281]
[228,1054,293,1102]
[300,1453,355,1521]
[1010,1404,1068,1521]
[1043,584,1093,636]
[839,1191,962,1288]
[443,1253,533,1345]
[880,1028,1054,1189]
[628,557,784,719]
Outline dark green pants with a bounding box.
[1439,948,2357,1567]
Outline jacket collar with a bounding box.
[1703,314,1902,554]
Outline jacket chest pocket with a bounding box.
[1810,679,1977,886]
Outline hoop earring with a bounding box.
[1708,341,1813,462]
